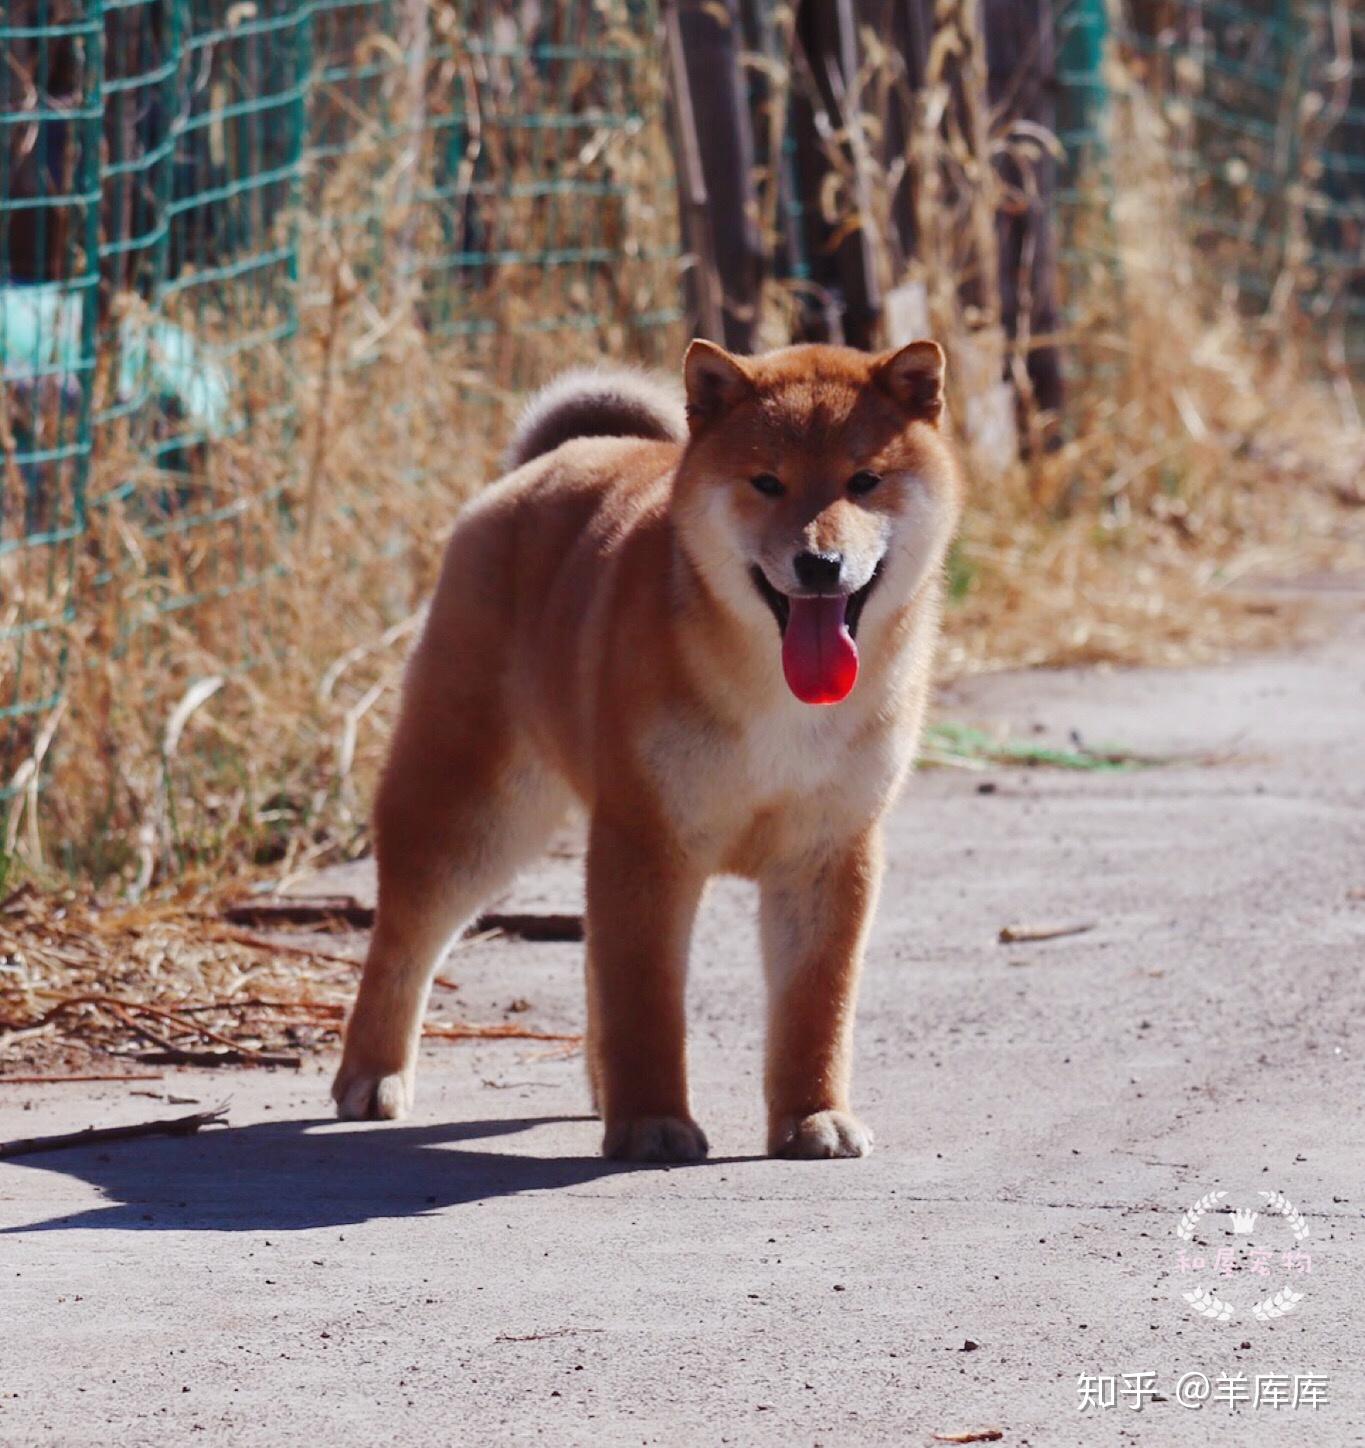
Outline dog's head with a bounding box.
[672,340,962,705]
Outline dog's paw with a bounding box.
[332,1064,411,1121]
[770,1110,873,1160]
[602,1114,709,1163]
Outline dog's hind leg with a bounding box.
[332,655,569,1121]
[586,811,709,1162]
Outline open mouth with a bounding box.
[748,560,884,640]
[749,561,884,706]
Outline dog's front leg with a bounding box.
[760,826,883,1159]
[586,811,708,1163]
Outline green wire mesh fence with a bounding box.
[1057,0,1364,382]
[121,0,308,654]
[1,0,102,796]
[1133,1,1364,377]
[0,0,678,812]
[418,1,682,365]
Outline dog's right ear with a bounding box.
[683,340,753,431]
[874,340,946,425]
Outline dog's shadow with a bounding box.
[2,1114,687,1235]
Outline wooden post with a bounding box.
[788,0,882,348]
[985,0,1066,438]
[393,0,430,314]
[662,0,732,346]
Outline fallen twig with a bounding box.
[477,911,583,943]
[129,1048,302,1068]
[421,1022,580,1044]
[105,1003,188,1056]
[150,999,572,1046]
[0,1105,229,1159]
[22,992,278,1062]
[213,923,457,990]
[931,1433,1003,1445]
[221,897,585,944]
[997,921,1097,945]
[0,1073,165,1085]
[223,895,374,929]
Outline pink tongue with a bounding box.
[782,595,859,705]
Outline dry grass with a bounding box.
[0,879,579,1074]
[1,4,1363,1071]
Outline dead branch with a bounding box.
[0,1105,229,1159]
[128,1048,302,1068]
[997,920,1097,944]
[223,895,373,928]
[476,911,584,944]
[0,1073,165,1085]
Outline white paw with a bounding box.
[602,1115,709,1163]
[771,1110,873,1160]
[332,1065,412,1121]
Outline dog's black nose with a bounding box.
[793,550,843,591]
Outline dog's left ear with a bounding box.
[873,340,945,425]
[683,339,754,432]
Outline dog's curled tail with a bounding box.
[502,365,686,472]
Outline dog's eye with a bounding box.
[749,473,786,498]
[848,470,882,496]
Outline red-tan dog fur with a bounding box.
[333,339,963,1162]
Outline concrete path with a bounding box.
[3,595,1363,1446]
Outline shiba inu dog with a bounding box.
[333,339,963,1161]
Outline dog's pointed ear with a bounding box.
[874,340,946,425]
[683,340,753,431]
